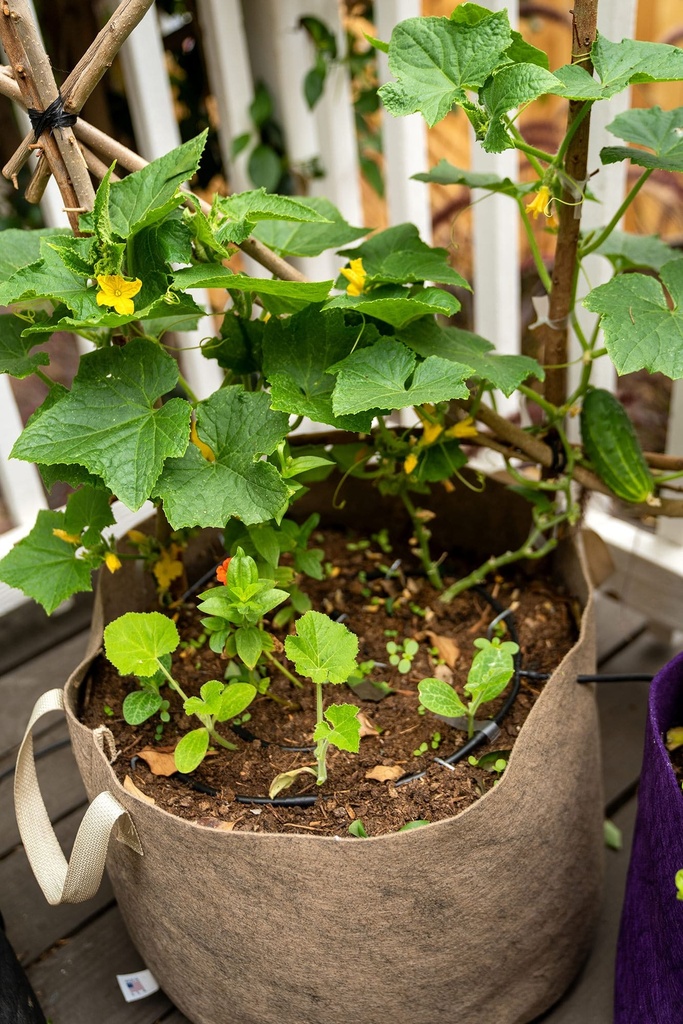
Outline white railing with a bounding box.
[0,0,680,624]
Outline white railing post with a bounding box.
[375,0,432,242]
[117,1,223,400]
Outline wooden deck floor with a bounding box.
[0,592,676,1024]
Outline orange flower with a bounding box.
[216,557,231,585]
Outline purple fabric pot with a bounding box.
[615,651,683,1022]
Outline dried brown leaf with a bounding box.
[365,764,405,783]
[427,630,460,668]
[194,817,237,831]
[357,711,381,738]
[123,775,155,805]
[136,747,177,776]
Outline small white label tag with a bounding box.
[116,969,160,1002]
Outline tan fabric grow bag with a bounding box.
[16,485,603,1024]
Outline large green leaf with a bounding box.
[253,196,366,256]
[0,228,69,282]
[592,229,683,274]
[0,313,50,378]
[0,509,93,614]
[212,188,330,246]
[600,106,683,172]
[338,223,468,289]
[21,293,205,338]
[155,386,289,528]
[555,35,683,101]
[173,265,332,308]
[0,238,92,316]
[330,338,471,414]
[262,306,376,431]
[479,63,565,152]
[104,611,179,678]
[378,11,513,126]
[64,486,115,546]
[583,259,683,377]
[285,610,359,684]
[103,132,207,238]
[398,320,544,396]
[313,703,361,753]
[324,286,461,328]
[12,339,190,509]
[413,159,532,198]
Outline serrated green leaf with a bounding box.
[324,286,461,328]
[0,227,69,282]
[22,293,207,340]
[105,132,207,238]
[285,610,358,684]
[47,235,96,276]
[591,229,682,273]
[122,690,163,725]
[12,339,190,510]
[212,188,330,246]
[330,338,471,414]
[600,106,683,172]
[39,462,106,492]
[262,305,376,431]
[412,159,531,197]
[174,728,210,773]
[465,638,517,707]
[0,509,93,613]
[253,196,366,256]
[398,319,543,396]
[0,237,92,316]
[155,386,289,528]
[128,218,193,308]
[479,63,565,152]
[64,485,115,545]
[0,313,50,378]
[378,11,513,126]
[338,223,469,289]
[417,677,467,719]
[314,702,361,753]
[583,259,683,377]
[104,611,179,678]
[555,35,683,101]
[173,264,332,308]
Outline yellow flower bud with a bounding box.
[105,552,122,573]
[445,416,478,440]
[190,421,216,462]
[339,257,367,297]
[126,529,148,545]
[52,528,81,545]
[404,452,419,475]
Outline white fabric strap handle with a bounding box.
[15,688,142,905]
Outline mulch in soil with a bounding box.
[80,527,580,838]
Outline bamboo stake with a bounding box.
[6,0,155,200]
[539,0,599,408]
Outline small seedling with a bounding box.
[349,819,368,838]
[269,611,361,794]
[418,637,519,738]
[468,750,510,774]
[104,612,257,774]
[387,637,419,674]
[371,528,392,554]
[413,741,428,757]
[398,820,429,832]
[102,704,114,717]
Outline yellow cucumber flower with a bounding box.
[153,545,184,592]
[525,185,552,221]
[416,406,443,446]
[126,529,148,545]
[96,274,142,315]
[52,528,81,545]
[445,416,478,440]
[340,257,367,296]
[404,452,419,475]
[104,552,122,573]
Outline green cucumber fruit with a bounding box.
[580,387,654,503]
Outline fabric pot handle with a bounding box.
[14,688,142,906]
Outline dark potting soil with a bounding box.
[80,529,580,838]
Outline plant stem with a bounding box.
[580,168,653,257]
[156,661,190,703]
[263,649,303,688]
[207,725,237,751]
[400,488,442,589]
[539,0,599,410]
[314,682,327,785]
[517,199,553,292]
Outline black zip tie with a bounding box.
[27,93,77,141]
